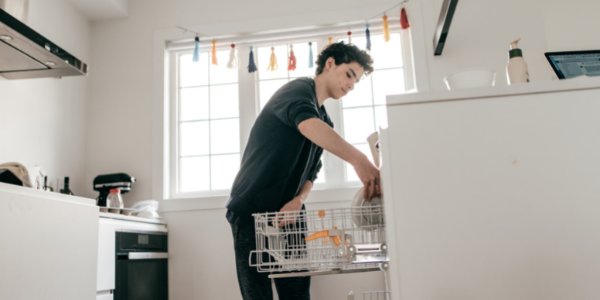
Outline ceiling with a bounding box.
[68,0,128,21]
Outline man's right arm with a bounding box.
[298,118,381,200]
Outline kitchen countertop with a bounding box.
[387,75,600,106]
[99,211,166,225]
[0,182,95,206]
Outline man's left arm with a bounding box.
[278,180,313,227]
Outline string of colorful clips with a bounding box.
[181,1,410,73]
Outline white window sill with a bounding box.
[159,186,361,213]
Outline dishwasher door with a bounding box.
[114,230,168,300]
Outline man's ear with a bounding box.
[325,57,335,71]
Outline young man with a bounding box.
[226,42,380,300]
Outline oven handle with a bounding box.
[128,252,169,260]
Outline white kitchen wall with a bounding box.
[542,0,600,52]
[414,0,553,91]
[84,0,600,299]
[412,0,600,91]
[0,0,90,194]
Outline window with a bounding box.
[168,21,409,198]
[175,50,241,195]
[339,33,405,181]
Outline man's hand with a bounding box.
[298,118,382,201]
[354,157,381,201]
[277,196,303,227]
[276,180,313,227]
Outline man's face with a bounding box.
[323,57,365,100]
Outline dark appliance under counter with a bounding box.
[115,229,168,300]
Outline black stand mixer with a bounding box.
[93,173,136,207]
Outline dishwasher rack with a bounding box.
[250,205,388,275]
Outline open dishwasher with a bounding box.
[250,204,390,300]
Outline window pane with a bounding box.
[345,143,372,182]
[313,157,325,184]
[180,53,209,87]
[371,33,402,69]
[338,36,367,51]
[180,87,209,121]
[258,45,288,80]
[373,69,405,105]
[210,84,239,119]
[210,50,239,85]
[180,156,210,192]
[352,36,368,51]
[342,77,373,108]
[289,42,317,77]
[211,154,240,190]
[210,118,240,154]
[374,105,388,130]
[259,79,288,110]
[180,121,209,156]
[339,33,403,70]
[343,107,375,144]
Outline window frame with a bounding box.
[167,22,412,200]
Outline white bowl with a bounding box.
[444,69,496,90]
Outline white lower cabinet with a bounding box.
[0,184,98,300]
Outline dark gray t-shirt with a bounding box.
[225,77,333,225]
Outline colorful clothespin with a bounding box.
[267,47,278,71]
[227,43,238,69]
[211,40,218,65]
[400,5,410,29]
[308,42,314,68]
[383,14,390,42]
[193,36,200,62]
[248,46,257,73]
[365,24,371,51]
[288,45,296,71]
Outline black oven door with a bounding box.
[115,231,168,300]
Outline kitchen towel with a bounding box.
[0,162,45,189]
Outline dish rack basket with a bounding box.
[250,205,389,274]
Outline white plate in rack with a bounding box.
[351,187,384,228]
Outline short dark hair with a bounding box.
[315,42,374,76]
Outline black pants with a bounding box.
[230,223,311,300]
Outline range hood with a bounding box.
[0,5,88,80]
